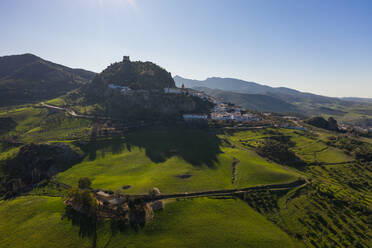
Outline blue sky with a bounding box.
[1,0,371,97]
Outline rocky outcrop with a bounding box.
[305,116,339,131]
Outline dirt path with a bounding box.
[231,157,240,185]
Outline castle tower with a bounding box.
[123,55,130,62]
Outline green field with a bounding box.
[103,197,298,248]
[0,106,92,143]
[0,196,298,248]
[268,162,372,248]
[56,129,299,194]
[45,97,67,107]
[1,109,370,248]
[284,130,353,164]
[219,128,354,165]
[0,196,93,248]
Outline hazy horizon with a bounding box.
[1,0,371,98]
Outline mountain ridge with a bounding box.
[174,75,340,103]
[0,53,96,106]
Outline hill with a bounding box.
[86,57,175,101]
[83,58,212,121]
[174,75,335,103]
[0,54,95,106]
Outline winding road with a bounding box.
[40,102,110,120]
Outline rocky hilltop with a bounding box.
[89,57,175,93]
[84,57,212,122]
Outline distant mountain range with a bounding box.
[174,75,350,104]
[174,76,372,125]
[0,54,95,106]
[341,97,372,103]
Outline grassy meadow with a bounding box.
[0,196,298,248]
[56,128,299,194]
[0,196,93,248]
[102,197,298,248]
[0,106,92,143]
[1,103,371,248]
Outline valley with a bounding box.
[0,54,371,248]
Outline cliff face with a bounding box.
[0,143,83,197]
[103,91,212,121]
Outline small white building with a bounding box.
[108,84,131,92]
[164,88,182,94]
[183,114,208,120]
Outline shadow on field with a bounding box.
[125,128,222,168]
[75,136,126,161]
[74,127,222,168]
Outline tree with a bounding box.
[78,177,92,189]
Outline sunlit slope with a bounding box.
[0,196,92,248]
[0,106,91,142]
[103,197,298,248]
[0,196,298,248]
[56,129,298,193]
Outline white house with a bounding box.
[183,114,208,120]
[108,84,131,92]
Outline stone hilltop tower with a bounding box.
[123,55,130,62]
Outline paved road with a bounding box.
[41,102,109,120]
